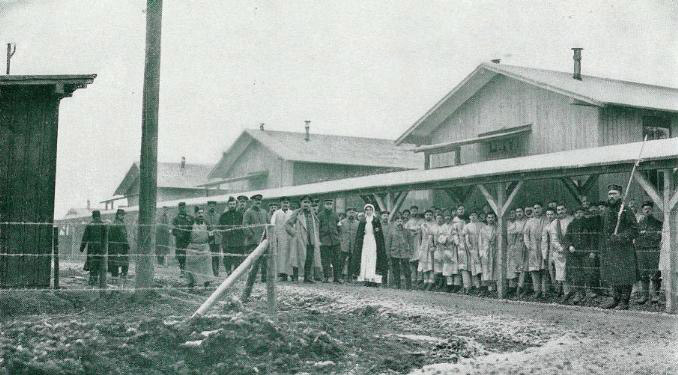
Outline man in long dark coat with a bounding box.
[205,201,221,276]
[563,206,591,304]
[599,184,639,310]
[635,200,662,304]
[108,209,130,287]
[219,197,245,274]
[79,210,106,286]
[172,202,194,274]
[317,199,341,283]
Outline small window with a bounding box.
[642,116,671,140]
[487,137,519,158]
[426,148,459,169]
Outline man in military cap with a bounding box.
[318,198,341,283]
[172,202,194,274]
[599,184,639,309]
[635,200,662,304]
[339,207,360,282]
[205,201,221,276]
[108,209,131,287]
[243,194,269,282]
[219,197,245,274]
[271,197,294,281]
[79,210,107,286]
[237,195,249,213]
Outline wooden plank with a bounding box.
[373,194,387,212]
[634,172,664,212]
[391,191,409,217]
[560,177,583,204]
[265,226,277,317]
[477,184,498,216]
[581,174,599,194]
[669,188,678,212]
[496,182,506,299]
[664,170,676,313]
[501,181,523,214]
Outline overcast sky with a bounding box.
[1,0,676,217]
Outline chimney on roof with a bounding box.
[491,59,501,64]
[304,120,311,141]
[259,122,265,131]
[180,156,186,169]
[87,199,91,210]
[572,47,583,80]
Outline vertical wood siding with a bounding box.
[0,87,60,288]
[429,75,600,164]
[222,142,283,190]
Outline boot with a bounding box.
[636,282,648,305]
[291,268,299,282]
[649,281,659,304]
[560,291,574,304]
[571,291,583,305]
[424,282,433,291]
[602,287,620,309]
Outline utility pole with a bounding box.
[136,0,163,293]
[6,43,16,74]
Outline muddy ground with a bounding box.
[1,265,677,374]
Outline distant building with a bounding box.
[107,158,224,208]
[206,127,424,191]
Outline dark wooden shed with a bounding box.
[0,74,95,288]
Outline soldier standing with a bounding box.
[108,209,130,287]
[600,184,639,310]
[79,210,106,287]
[635,200,662,304]
[172,202,194,275]
[243,194,269,282]
[219,197,244,274]
[318,199,341,283]
[338,207,359,282]
[205,201,221,277]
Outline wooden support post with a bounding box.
[265,226,277,317]
[192,239,269,319]
[634,172,664,211]
[663,170,677,313]
[391,191,409,220]
[135,0,163,292]
[495,182,507,298]
[385,192,394,212]
[478,182,522,299]
[373,194,387,212]
[560,175,599,204]
[52,226,59,289]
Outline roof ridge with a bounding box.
[246,128,405,143]
[482,62,678,91]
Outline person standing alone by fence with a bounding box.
[108,209,130,288]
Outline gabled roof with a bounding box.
[113,162,213,196]
[396,62,678,144]
[209,129,423,178]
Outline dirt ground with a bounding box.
[1,265,677,374]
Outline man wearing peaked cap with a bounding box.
[206,201,221,276]
[219,195,245,274]
[79,209,106,286]
[250,194,263,201]
[271,196,294,281]
[635,199,663,305]
[237,195,249,213]
[172,201,194,274]
[109,207,131,287]
[226,196,236,203]
[599,182,639,310]
[243,192,269,282]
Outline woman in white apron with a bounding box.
[351,204,388,286]
[185,210,215,288]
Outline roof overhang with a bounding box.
[0,74,96,97]
[198,171,269,187]
[413,124,532,153]
[60,138,678,219]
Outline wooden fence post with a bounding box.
[266,225,277,317]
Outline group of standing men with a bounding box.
[79,182,663,309]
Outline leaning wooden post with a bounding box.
[191,239,269,319]
[265,225,277,317]
[495,182,506,299]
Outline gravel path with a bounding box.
[277,282,678,374]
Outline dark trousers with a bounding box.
[320,244,341,281]
[109,264,128,277]
[247,244,268,282]
[176,246,187,271]
[612,284,633,303]
[210,243,220,276]
[223,246,244,274]
[391,258,412,289]
[304,244,315,281]
[338,252,350,279]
